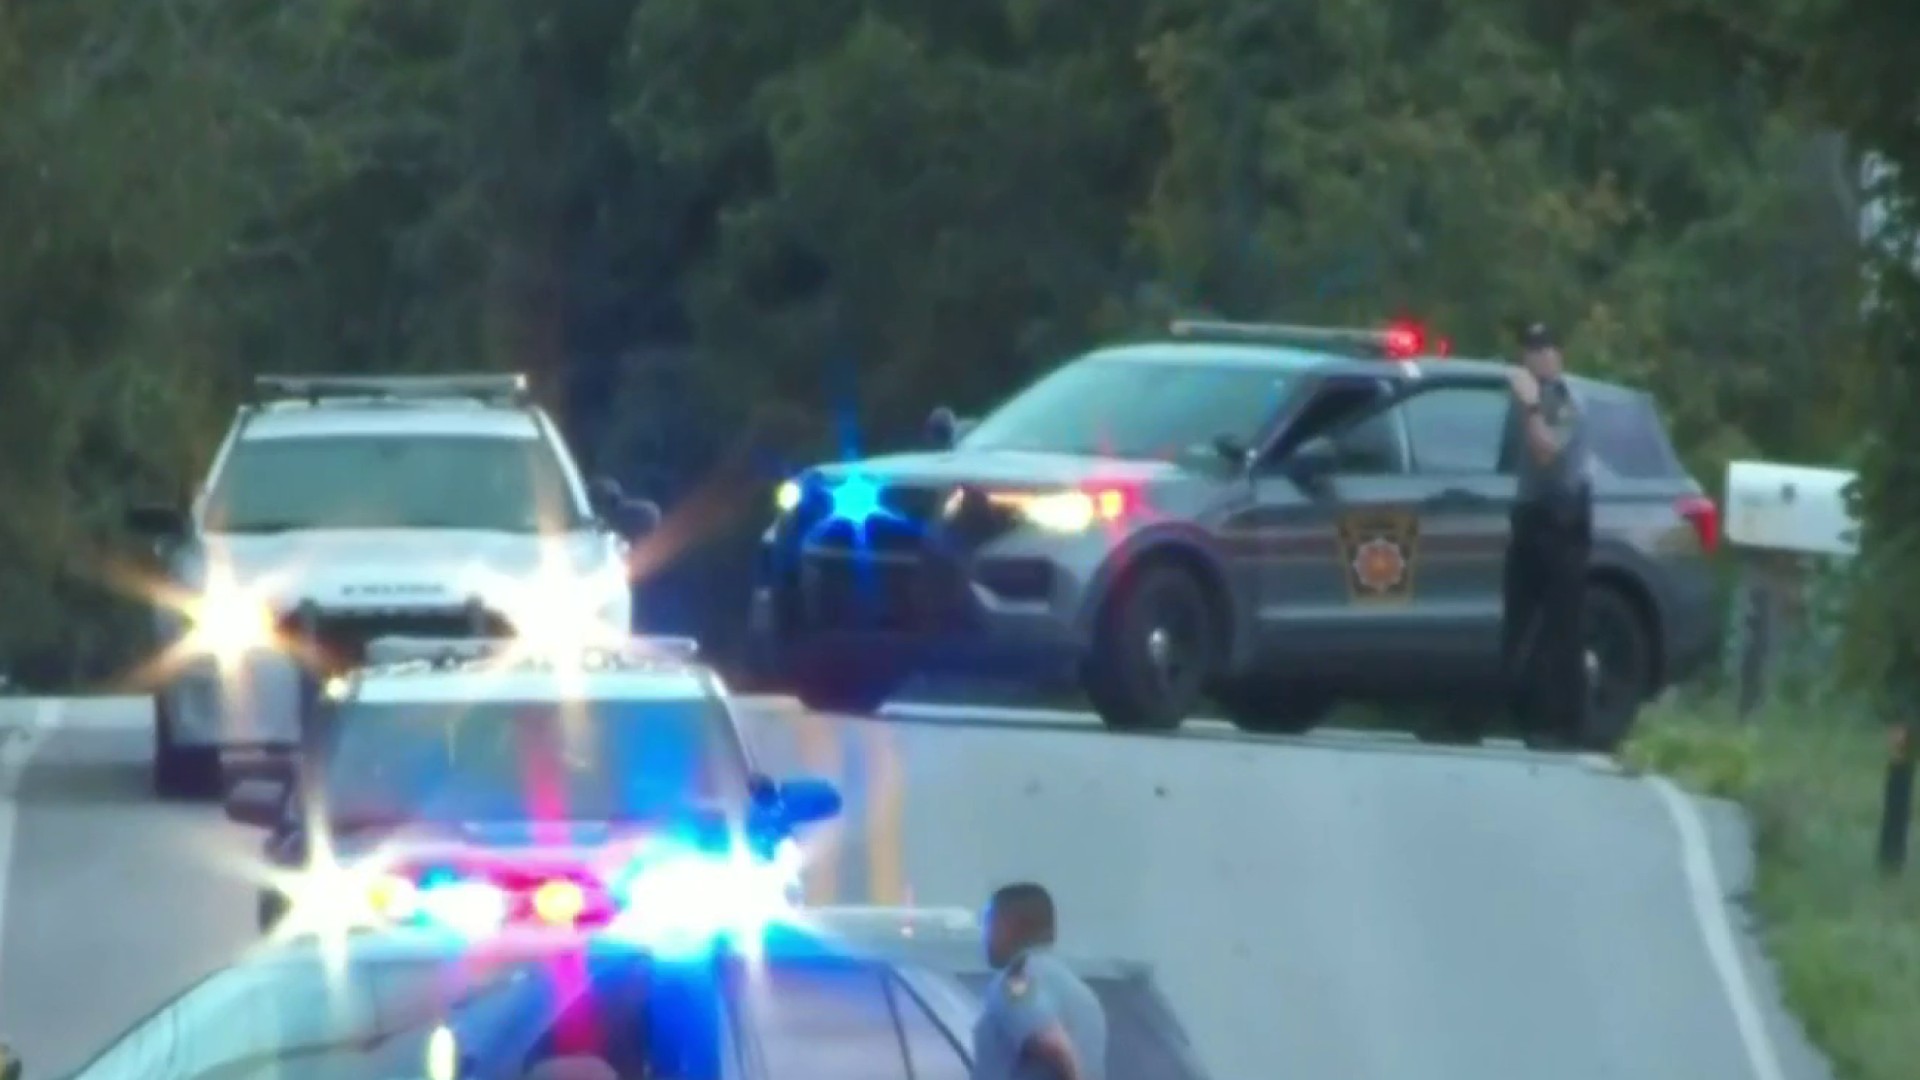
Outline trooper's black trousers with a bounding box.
[1502,499,1592,742]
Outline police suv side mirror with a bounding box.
[925,407,976,450]
[225,776,290,830]
[1283,437,1338,484]
[618,498,662,541]
[589,476,661,540]
[126,504,187,537]
[776,778,843,826]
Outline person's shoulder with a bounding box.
[998,954,1036,999]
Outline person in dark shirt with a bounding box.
[1503,322,1594,749]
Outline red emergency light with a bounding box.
[1381,319,1450,360]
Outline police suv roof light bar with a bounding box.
[1169,319,1444,360]
[251,373,532,406]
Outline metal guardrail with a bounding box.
[251,373,530,406]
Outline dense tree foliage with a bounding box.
[0,0,1897,685]
[1616,0,1920,709]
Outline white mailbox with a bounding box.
[1724,460,1860,556]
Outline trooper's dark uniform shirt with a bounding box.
[1502,327,1594,743]
[971,948,1107,1080]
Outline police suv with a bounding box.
[126,374,661,799]
[750,320,1722,748]
[229,635,841,936]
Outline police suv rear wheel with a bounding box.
[1085,564,1217,732]
[1584,586,1652,751]
[153,694,222,801]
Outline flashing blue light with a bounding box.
[825,473,887,527]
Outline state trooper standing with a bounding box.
[972,882,1107,1080]
[1503,323,1594,749]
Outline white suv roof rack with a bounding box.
[251,373,531,407]
[361,635,700,670]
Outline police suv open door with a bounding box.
[1251,365,1516,683]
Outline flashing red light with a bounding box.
[1381,320,1448,360]
[1675,495,1720,554]
[1382,322,1423,359]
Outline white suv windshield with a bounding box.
[961,356,1295,460]
[203,435,584,533]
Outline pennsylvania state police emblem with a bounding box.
[1337,511,1419,602]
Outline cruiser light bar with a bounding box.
[282,834,797,959]
[252,373,531,406]
[363,635,701,668]
[1169,318,1447,360]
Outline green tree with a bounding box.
[1617,0,1920,709]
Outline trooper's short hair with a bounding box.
[990,881,1057,940]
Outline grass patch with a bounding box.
[1623,694,1920,1080]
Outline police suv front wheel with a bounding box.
[153,694,222,801]
[1084,563,1218,732]
[258,890,287,934]
[792,661,903,717]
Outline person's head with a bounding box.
[1519,322,1564,379]
[985,882,1056,968]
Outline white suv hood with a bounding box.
[194,528,626,613]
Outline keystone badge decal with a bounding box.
[1337,511,1419,602]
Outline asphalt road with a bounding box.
[0,694,1834,1080]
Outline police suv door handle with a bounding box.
[1424,488,1488,510]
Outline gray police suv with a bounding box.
[748,321,1721,749]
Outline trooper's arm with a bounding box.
[993,981,1083,1080]
[1520,388,1580,467]
[1018,1024,1085,1080]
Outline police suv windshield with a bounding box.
[322,697,748,825]
[959,353,1295,460]
[203,434,584,534]
[67,950,724,1080]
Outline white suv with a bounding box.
[126,373,660,798]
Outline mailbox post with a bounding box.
[1724,461,1908,872]
[1723,461,1860,716]
[1880,722,1916,875]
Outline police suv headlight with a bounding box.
[989,488,1131,533]
[186,585,278,661]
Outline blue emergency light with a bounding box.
[291,829,801,960]
[824,473,890,529]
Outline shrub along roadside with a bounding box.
[1621,695,1920,1080]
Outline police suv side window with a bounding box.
[1400,385,1510,475]
[1333,412,1406,474]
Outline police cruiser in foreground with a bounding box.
[126,373,663,799]
[751,319,1720,748]
[2,906,1211,1080]
[231,635,840,936]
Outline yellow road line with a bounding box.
[862,722,905,905]
[791,708,844,905]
